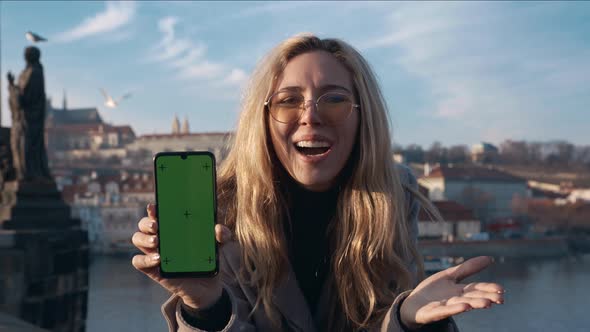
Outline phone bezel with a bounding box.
[153,151,219,278]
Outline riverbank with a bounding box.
[418,236,585,259]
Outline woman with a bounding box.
[132,34,504,331]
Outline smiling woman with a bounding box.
[131,33,504,332]
[267,51,361,192]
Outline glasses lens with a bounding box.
[318,93,353,124]
[269,92,304,123]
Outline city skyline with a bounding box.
[1,1,589,147]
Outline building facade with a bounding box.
[418,200,481,241]
[419,165,529,223]
[60,167,153,253]
[471,142,499,164]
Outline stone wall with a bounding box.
[0,310,50,332]
[0,226,88,332]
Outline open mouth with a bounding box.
[294,140,332,156]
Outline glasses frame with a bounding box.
[264,91,360,125]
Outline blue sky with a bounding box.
[1,1,589,147]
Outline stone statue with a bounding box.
[6,46,52,183]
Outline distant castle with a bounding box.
[46,92,232,164]
[45,94,135,154]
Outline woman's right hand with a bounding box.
[131,203,232,309]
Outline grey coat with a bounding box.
[161,165,459,332]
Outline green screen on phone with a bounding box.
[154,152,217,275]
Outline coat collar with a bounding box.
[272,264,318,332]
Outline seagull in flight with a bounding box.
[26,31,47,43]
[100,88,132,109]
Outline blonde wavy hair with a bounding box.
[217,34,442,330]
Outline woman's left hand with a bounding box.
[399,256,504,330]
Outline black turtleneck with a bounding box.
[283,178,340,311]
[180,178,340,329]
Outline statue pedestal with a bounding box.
[0,180,77,229]
[0,180,88,331]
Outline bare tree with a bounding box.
[461,185,495,223]
[402,144,425,164]
[448,145,469,164]
[426,141,448,164]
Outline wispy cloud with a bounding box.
[226,2,308,20]
[180,61,225,80]
[55,2,136,43]
[222,69,248,85]
[148,16,247,86]
[170,46,206,68]
[361,1,590,128]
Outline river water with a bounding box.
[87,254,590,331]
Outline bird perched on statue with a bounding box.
[25,31,47,43]
[100,88,132,109]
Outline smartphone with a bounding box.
[153,151,218,278]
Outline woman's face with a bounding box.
[268,51,359,192]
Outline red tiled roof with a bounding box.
[95,175,121,184]
[114,125,135,136]
[61,184,88,203]
[423,165,525,183]
[418,200,476,222]
[528,186,569,199]
[122,187,154,193]
[120,177,154,193]
[526,198,557,209]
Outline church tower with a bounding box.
[172,114,180,134]
[182,115,190,134]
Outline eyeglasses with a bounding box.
[264,91,360,125]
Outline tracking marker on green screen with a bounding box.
[154,152,217,276]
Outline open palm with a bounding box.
[400,256,505,330]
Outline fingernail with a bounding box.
[152,254,160,261]
[150,236,156,243]
[150,222,155,229]
[489,256,495,263]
